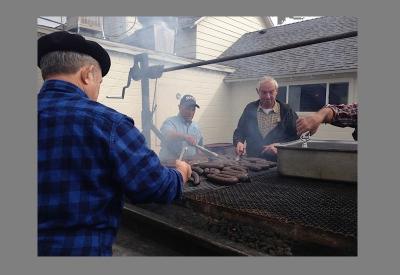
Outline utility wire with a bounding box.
[105,17,137,38]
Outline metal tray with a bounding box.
[275,139,357,182]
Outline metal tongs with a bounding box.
[193,144,219,158]
[300,131,311,148]
[178,146,188,161]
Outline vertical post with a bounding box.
[138,53,151,144]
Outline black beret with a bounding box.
[38,31,111,77]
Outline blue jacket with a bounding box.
[38,80,183,256]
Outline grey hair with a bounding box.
[39,51,100,79]
[257,76,279,90]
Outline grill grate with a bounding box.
[184,170,357,237]
[184,179,227,194]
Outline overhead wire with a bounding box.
[105,17,137,38]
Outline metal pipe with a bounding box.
[140,54,151,143]
[163,31,357,73]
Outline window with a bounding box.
[277,86,287,103]
[329,82,349,105]
[284,81,350,112]
[288,84,326,112]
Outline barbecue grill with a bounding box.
[181,167,357,254]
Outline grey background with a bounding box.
[1,0,399,274]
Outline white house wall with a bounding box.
[196,17,268,60]
[98,51,143,123]
[230,17,270,30]
[228,80,261,137]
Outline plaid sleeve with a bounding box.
[326,103,358,128]
[110,116,183,204]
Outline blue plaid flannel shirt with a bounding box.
[38,80,183,256]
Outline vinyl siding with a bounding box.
[195,16,268,59]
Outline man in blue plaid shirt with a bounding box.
[37,31,192,256]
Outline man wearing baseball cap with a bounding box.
[159,94,203,161]
[37,31,191,256]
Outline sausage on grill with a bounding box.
[198,162,225,170]
[204,167,221,175]
[218,171,250,182]
[190,171,200,186]
[206,174,239,185]
[191,166,204,175]
[223,165,247,174]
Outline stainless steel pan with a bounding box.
[276,139,357,182]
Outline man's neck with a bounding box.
[260,101,275,109]
[47,74,82,89]
[178,113,192,125]
[46,74,92,100]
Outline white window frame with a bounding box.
[278,77,354,114]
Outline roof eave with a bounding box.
[223,69,358,83]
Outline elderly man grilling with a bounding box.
[233,76,299,161]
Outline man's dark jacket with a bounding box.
[233,99,299,161]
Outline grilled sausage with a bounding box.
[204,168,221,175]
[223,165,248,174]
[191,171,200,186]
[246,165,263,171]
[241,157,276,167]
[218,171,250,182]
[238,161,263,171]
[206,174,239,185]
[191,166,204,175]
[241,157,267,162]
[198,162,225,170]
[255,164,271,170]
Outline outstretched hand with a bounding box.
[296,114,323,136]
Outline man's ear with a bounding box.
[80,65,95,85]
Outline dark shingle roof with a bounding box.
[220,16,358,81]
